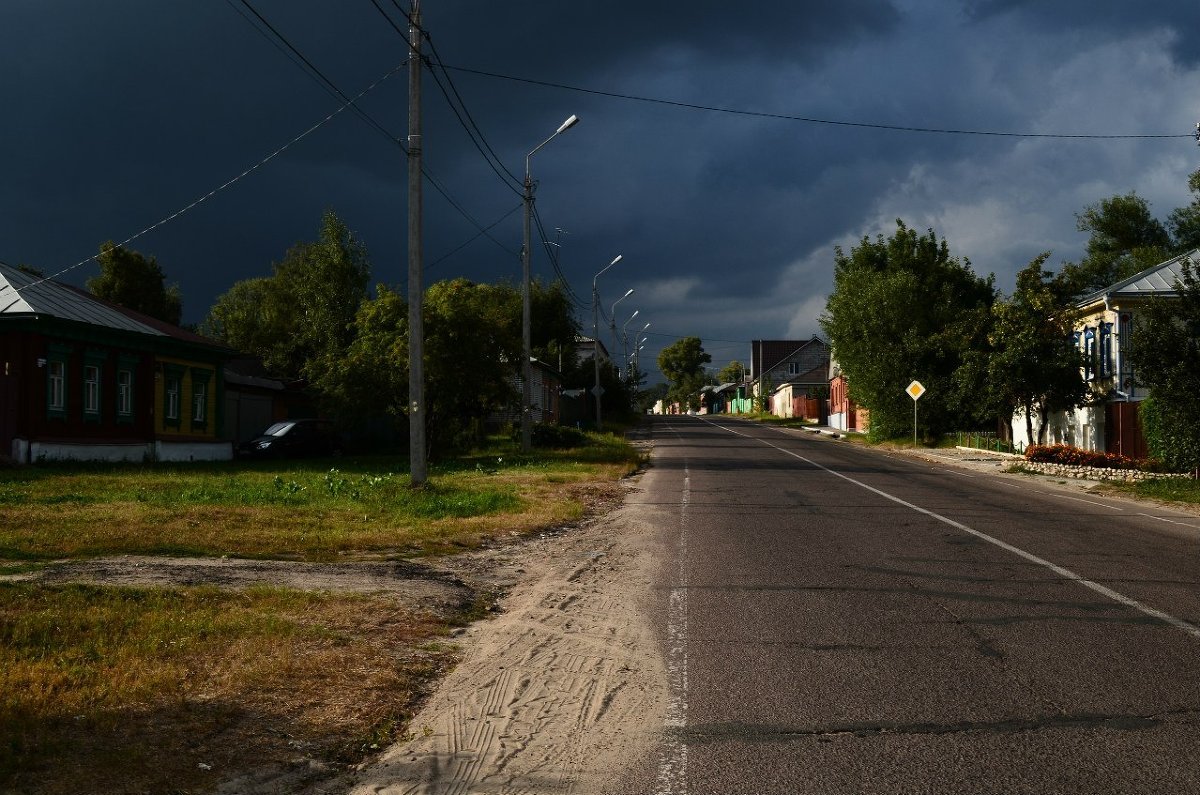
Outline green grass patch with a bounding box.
[1105,477,1200,504]
[0,435,641,562]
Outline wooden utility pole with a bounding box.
[407,0,426,485]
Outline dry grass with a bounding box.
[0,583,459,794]
[0,436,643,792]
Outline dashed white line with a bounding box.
[656,426,690,795]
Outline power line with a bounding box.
[426,203,521,270]
[367,0,523,195]
[443,64,1194,141]
[229,0,517,256]
[8,67,405,296]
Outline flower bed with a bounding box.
[1020,444,1188,482]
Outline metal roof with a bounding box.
[0,262,164,336]
[1077,248,1200,306]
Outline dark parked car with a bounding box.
[238,419,341,459]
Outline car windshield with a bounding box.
[262,422,295,437]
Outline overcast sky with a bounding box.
[3,1,1198,382]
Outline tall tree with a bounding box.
[1168,168,1200,254]
[1128,257,1200,471]
[820,220,996,439]
[1059,193,1173,297]
[203,210,370,380]
[87,242,183,325]
[983,253,1087,444]
[657,336,711,411]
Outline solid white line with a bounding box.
[1138,513,1200,531]
[702,418,1200,641]
[1026,490,1124,510]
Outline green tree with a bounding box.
[1060,193,1173,298]
[717,360,746,384]
[87,242,183,325]
[657,337,711,411]
[203,210,370,381]
[1168,168,1200,254]
[1128,257,1200,471]
[820,220,996,439]
[983,253,1087,444]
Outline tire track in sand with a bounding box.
[351,484,667,795]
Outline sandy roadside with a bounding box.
[343,475,669,795]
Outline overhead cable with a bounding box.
[443,64,1193,140]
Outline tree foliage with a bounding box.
[1168,168,1200,254]
[1128,257,1200,471]
[820,220,995,439]
[718,360,746,384]
[983,253,1087,444]
[1059,193,1173,298]
[87,242,183,325]
[203,210,370,381]
[657,337,711,411]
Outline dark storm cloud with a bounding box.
[2,1,1198,383]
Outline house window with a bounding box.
[788,361,801,376]
[117,370,133,417]
[165,377,181,424]
[1099,322,1113,377]
[47,360,66,415]
[190,367,213,430]
[1083,327,1096,381]
[192,381,207,425]
[83,365,100,415]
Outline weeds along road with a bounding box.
[355,414,1200,794]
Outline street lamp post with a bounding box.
[592,254,622,431]
[621,309,640,377]
[522,114,579,453]
[609,289,633,358]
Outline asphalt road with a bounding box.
[614,414,1200,794]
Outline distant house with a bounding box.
[1011,248,1199,457]
[0,262,233,463]
[492,358,563,428]
[828,356,868,433]
[750,337,831,412]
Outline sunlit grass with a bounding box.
[0,436,642,562]
[1105,477,1200,505]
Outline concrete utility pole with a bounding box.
[407,0,426,485]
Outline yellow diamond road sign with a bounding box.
[906,380,926,401]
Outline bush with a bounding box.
[1140,395,1200,474]
[511,424,589,449]
[1024,444,1142,471]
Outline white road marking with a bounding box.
[701,417,1200,642]
[1026,490,1124,510]
[656,426,690,795]
[1139,513,1200,531]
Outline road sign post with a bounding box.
[906,380,926,448]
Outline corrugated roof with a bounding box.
[0,262,164,336]
[1078,248,1200,305]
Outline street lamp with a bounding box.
[621,309,640,374]
[522,113,580,452]
[592,254,622,431]
[610,289,633,355]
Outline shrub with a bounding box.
[1140,395,1200,474]
[512,424,589,449]
[1024,444,1141,471]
